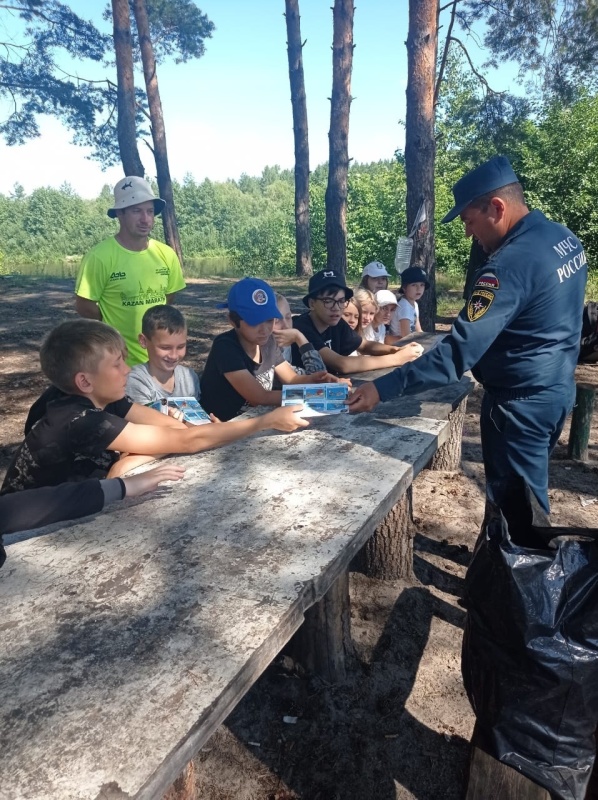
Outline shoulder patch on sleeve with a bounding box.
[467,289,495,322]
[473,271,500,291]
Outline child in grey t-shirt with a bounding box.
[126,305,200,405]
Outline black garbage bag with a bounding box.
[462,478,598,800]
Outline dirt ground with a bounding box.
[1,274,597,800]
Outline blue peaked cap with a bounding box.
[216,277,282,325]
[441,156,519,223]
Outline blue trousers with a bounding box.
[480,383,575,514]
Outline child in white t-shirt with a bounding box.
[370,289,398,344]
[390,266,430,339]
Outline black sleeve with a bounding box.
[0,479,105,538]
[105,396,134,418]
[212,333,250,374]
[68,408,130,455]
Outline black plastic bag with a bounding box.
[462,478,598,800]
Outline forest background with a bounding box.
[3,72,598,292]
[1,0,597,295]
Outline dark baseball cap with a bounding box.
[400,266,430,290]
[302,269,353,307]
[441,156,519,223]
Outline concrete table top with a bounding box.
[0,373,473,800]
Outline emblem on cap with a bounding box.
[252,289,268,305]
[323,271,335,277]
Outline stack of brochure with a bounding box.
[281,383,349,416]
[147,397,212,425]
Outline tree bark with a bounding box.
[325,0,354,276]
[361,489,415,581]
[428,397,467,471]
[132,0,184,266]
[112,0,144,177]
[290,571,352,683]
[405,0,438,330]
[285,0,312,277]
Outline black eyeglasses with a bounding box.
[317,296,349,310]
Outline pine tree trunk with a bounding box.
[112,0,144,177]
[325,0,354,276]
[405,0,438,331]
[132,0,184,266]
[285,0,312,277]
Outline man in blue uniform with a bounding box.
[347,156,587,512]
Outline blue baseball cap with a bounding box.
[217,277,282,325]
[441,156,519,223]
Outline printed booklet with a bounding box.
[147,397,212,425]
[281,383,349,416]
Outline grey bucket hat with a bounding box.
[107,176,166,218]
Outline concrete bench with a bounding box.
[1,361,472,799]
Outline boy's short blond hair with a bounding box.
[40,320,126,394]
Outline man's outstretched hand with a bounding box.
[346,382,381,414]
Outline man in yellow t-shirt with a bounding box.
[75,177,186,366]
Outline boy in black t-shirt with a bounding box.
[200,278,339,421]
[1,319,308,495]
[291,270,424,374]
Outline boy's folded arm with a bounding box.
[317,347,363,375]
[224,369,282,407]
[358,340,396,356]
[321,345,422,375]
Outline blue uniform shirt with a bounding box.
[375,210,587,401]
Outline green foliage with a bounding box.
[0,1,109,145]
[459,0,598,100]
[0,1,214,165]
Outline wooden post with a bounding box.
[465,744,550,799]
[162,762,197,800]
[428,396,467,471]
[290,571,352,682]
[568,383,596,462]
[360,488,415,581]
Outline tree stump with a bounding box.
[465,745,550,800]
[289,570,352,682]
[162,762,197,800]
[360,487,415,581]
[428,396,467,471]
[568,383,596,462]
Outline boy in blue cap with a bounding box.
[200,278,337,421]
[348,155,588,513]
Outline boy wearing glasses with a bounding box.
[291,270,424,374]
[200,277,338,421]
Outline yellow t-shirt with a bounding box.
[75,237,186,366]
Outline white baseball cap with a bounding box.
[361,261,391,278]
[107,176,166,218]
[375,289,398,307]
